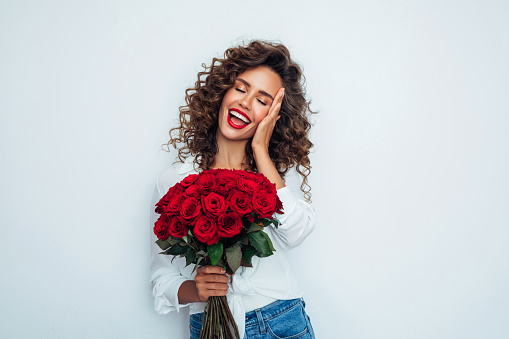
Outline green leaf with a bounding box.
[222,260,233,275]
[225,243,242,274]
[155,239,170,251]
[166,245,188,255]
[167,237,180,245]
[248,232,271,255]
[270,218,280,228]
[247,223,264,233]
[185,248,196,267]
[182,235,189,244]
[207,242,223,266]
[192,256,204,274]
[240,259,253,268]
[260,230,276,253]
[255,218,272,227]
[240,234,249,245]
[241,245,257,266]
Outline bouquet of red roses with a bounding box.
[153,168,283,339]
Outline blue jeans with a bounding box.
[190,298,315,339]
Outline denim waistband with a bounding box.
[244,298,304,327]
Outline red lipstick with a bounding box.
[227,108,251,129]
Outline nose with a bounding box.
[239,95,252,111]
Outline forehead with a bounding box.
[236,66,282,95]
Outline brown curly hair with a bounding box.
[166,40,316,202]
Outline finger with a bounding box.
[196,281,229,292]
[196,284,228,295]
[196,281,229,300]
[201,274,230,284]
[265,103,281,124]
[199,288,229,301]
[199,266,226,275]
[268,89,284,115]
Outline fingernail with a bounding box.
[221,269,226,273]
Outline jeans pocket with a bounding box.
[189,313,203,338]
[265,302,310,339]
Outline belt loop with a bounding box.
[255,309,266,334]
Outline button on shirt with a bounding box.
[149,156,316,339]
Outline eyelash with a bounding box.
[235,88,267,106]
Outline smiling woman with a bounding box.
[166,40,315,201]
[150,40,317,339]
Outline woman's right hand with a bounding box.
[194,265,230,302]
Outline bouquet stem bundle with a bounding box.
[200,296,240,339]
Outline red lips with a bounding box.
[227,108,251,129]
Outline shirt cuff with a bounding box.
[152,275,190,314]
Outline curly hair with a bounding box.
[166,40,316,202]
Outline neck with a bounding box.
[213,132,249,170]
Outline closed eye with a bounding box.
[235,87,267,105]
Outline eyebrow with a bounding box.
[236,78,274,101]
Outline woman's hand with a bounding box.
[251,87,286,190]
[251,88,285,154]
[194,265,230,302]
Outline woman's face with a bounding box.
[217,66,283,142]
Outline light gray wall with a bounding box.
[1,0,508,338]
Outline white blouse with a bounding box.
[149,156,316,338]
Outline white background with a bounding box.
[1,0,508,338]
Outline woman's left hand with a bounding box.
[251,88,285,154]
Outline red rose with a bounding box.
[201,192,227,217]
[193,215,220,245]
[228,190,252,216]
[236,178,259,195]
[225,180,239,192]
[168,183,185,195]
[217,212,243,238]
[155,192,171,214]
[262,180,277,195]
[164,193,185,215]
[154,214,170,240]
[252,190,278,218]
[244,214,255,224]
[184,184,201,198]
[210,185,228,197]
[180,197,201,221]
[216,170,240,186]
[181,174,199,187]
[275,195,283,214]
[168,216,188,238]
[196,173,216,190]
[206,168,221,176]
[156,183,185,214]
[241,171,264,184]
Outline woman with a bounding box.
[150,40,316,339]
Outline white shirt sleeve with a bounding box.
[271,167,316,250]
[149,174,190,314]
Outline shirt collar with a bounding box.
[178,154,200,175]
